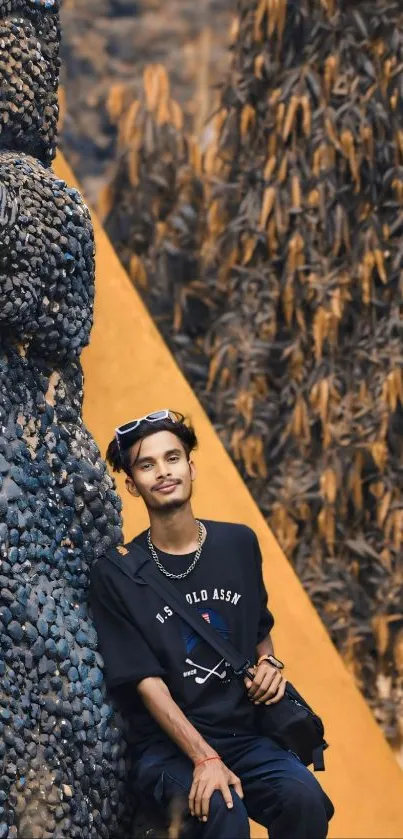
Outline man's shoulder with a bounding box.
[108,528,148,555]
[91,534,149,582]
[205,519,256,542]
[131,529,148,548]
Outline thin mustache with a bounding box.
[153,480,181,490]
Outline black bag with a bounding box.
[254,679,326,769]
[106,545,328,772]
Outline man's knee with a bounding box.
[280,777,330,835]
[207,789,250,837]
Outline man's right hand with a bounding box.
[188,758,243,822]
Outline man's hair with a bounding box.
[106,415,198,477]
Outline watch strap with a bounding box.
[257,654,284,670]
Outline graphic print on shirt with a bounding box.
[181,608,232,685]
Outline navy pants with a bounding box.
[134,732,334,838]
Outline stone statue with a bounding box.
[0,2,128,837]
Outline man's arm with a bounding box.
[256,633,275,659]
[137,676,217,764]
[137,676,243,822]
[245,632,286,705]
[247,530,286,706]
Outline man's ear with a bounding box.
[126,476,141,497]
[189,459,196,482]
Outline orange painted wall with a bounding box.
[55,152,403,838]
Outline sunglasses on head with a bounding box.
[115,409,184,453]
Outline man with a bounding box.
[90,409,334,838]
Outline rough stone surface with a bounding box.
[0,2,128,836]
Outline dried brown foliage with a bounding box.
[103,0,403,759]
[103,65,213,379]
[60,0,233,204]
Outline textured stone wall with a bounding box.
[0,2,128,837]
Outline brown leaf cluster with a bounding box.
[102,64,210,360]
[60,0,233,205]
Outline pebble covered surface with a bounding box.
[0,2,129,836]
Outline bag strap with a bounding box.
[105,543,254,678]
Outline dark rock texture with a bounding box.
[0,1,128,836]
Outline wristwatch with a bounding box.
[257,654,284,670]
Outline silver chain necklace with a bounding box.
[147,520,205,579]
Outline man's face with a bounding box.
[126,430,196,513]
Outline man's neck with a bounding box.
[148,506,200,555]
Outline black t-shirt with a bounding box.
[90,520,274,756]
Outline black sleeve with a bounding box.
[251,532,275,641]
[90,561,166,689]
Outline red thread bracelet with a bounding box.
[195,756,221,768]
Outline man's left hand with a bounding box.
[244,662,286,705]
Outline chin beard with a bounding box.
[149,484,192,515]
[155,498,186,515]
